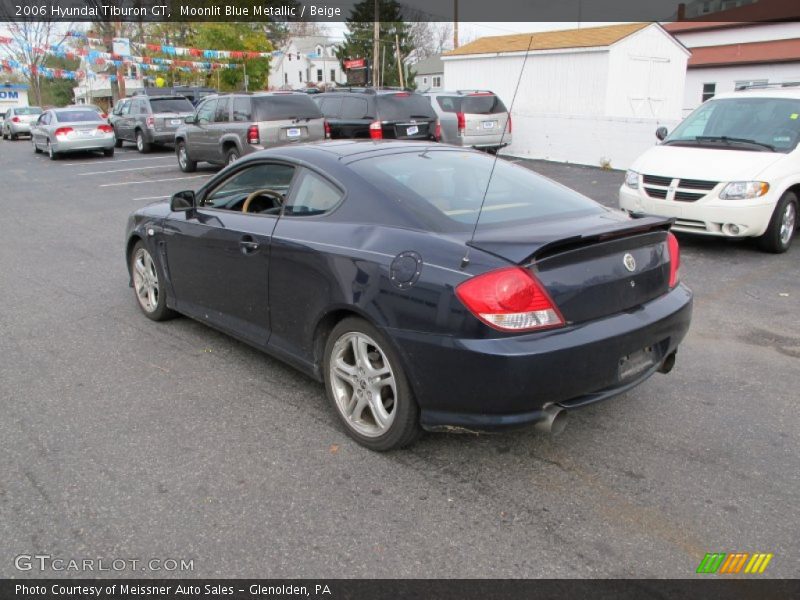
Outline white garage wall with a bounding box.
[505,112,678,171]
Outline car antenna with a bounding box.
[461,36,534,270]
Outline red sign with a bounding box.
[343,58,366,70]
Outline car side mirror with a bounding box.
[170,190,196,211]
[184,115,197,124]
[655,126,668,141]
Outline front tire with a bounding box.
[758,192,797,253]
[135,130,151,153]
[114,135,123,148]
[176,141,197,173]
[323,317,420,451]
[130,241,175,321]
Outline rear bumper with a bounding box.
[149,130,179,144]
[9,123,32,135]
[388,284,692,432]
[52,136,115,152]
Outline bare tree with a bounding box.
[406,22,452,61]
[0,21,70,106]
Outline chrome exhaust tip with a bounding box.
[658,351,676,374]
[534,404,568,436]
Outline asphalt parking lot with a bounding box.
[1,139,798,579]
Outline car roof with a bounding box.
[423,90,498,96]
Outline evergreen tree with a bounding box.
[336,0,415,88]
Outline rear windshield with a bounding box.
[350,150,601,232]
[149,97,194,113]
[54,110,102,123]
[16,107,43,115]
[252,95,323,121]
[436,94,507,114]
[376,94,435,121]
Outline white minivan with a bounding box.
[620,87,800,253]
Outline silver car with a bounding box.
[2,106,43,140]
[423,90,512,152]
[31,107,116,160]
[174,92,326,172]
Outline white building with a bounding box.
[269,37,344,90]
[413,56,444,91]
[665,21,800,114]
[443,22,690,170]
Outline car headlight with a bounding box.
[624,170,640,189]
[719,181,769,200]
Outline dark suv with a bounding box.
[174,92,326,172]
[314,88,439,141]
[111,94,195,153]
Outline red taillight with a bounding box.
[456,267,565,332]
[247,124,260,145]
[146,116,155,129]
[394,92,410,97]
[97,124,113,133]
[434,120,441,141]
[369,120,383,140]
[100,113,108,119]
[667,231,680,288]
[324,119,331,139]
[11,116,20,123]
[507,113,512,134]
[456,112,465,136]
[54,127,73,138]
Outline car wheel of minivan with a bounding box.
[136,130,151,153]
[176,141,197,173]
[758,191,797,254]
[225,147,240,165]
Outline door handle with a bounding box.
[239,236,259,254]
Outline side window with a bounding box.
[285,169,343,216]
[121,100,131,115]
[340,97,369,119]
[318,97,342,118]
[135,100,148,115]
[196,99,216,124]
[203,163,296,212]
[232,97,252,122]
[214,97,230,123]
[437,96,457,112]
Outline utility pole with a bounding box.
[373,0,380,87]
[395,34,404,88]
[453,0,459,49]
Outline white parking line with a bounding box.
[100,175,208,187]
[60,156,174,166]
[79,165,174,176]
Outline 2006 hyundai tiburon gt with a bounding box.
[125,141,692,450]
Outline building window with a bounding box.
[702,83,716,102]
[287,53,291,62]
[433,76,441,88]
[316,45,323,57]
[317,69,323,82]
[423,77,428,85]
[284,73,288,85]
[299,71,303,83]
[330,69,336,82]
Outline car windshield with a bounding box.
[149,97,194,113]
[376,94,435,120]
[54,110,102,122]
[666,96,800,153]
[16,107,43,115]
[350,150,602,232]
[436,94,507,115]
[252,95,323,120]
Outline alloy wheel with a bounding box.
[178,145,187,169]
[132,247,160,313]
[329,332,397,438]
[780,202,796,246]
[137,132,144,152]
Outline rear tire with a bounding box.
[323,317,421,451]
[758,192,797,254]
[225,147,240,166]
[103,147,114,157]
[176,141,197,173]
[135,130,151,153]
